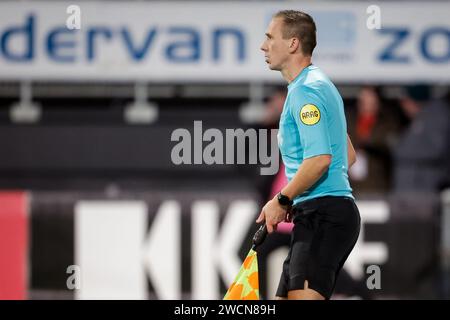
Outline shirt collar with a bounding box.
[287,63,314,90]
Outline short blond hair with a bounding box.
[274,10,317,56]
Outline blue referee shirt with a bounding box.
[278,64,353,204]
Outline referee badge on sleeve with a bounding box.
[300,104,321,125]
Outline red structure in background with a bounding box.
[0,192,28,300]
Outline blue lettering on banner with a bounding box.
[0,13,247,64]
[121,28,158,61]
[47,28,76,62]
[420,27,450,63]
[0,15,35,62]
[87,27,113,61]
[378,28,410,63]
[165,27,200,63]
[212,28,245,61]
[378,26,450,64]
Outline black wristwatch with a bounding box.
[277,192,293,207]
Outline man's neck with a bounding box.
[281,57,312,84]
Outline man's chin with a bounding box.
[268,64,280,71]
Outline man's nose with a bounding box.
[260,42,267,52]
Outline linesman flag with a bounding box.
[223,225,268,300]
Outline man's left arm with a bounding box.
[280,154,331,200]
[256,154,331,233]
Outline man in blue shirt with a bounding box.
[257,10,361,300]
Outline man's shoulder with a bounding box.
[305,71,334,91]
[288,81,327,105]
[293,71,332,94]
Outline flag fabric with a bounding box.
[223,249,260,300]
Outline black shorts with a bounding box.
[275,196,361,299]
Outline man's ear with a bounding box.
[289,38,300,54]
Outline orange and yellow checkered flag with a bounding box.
[224,225,267,300]
[223,249,260,300]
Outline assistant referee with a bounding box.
[256,10,361,300]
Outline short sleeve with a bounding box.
[289,86,332,159]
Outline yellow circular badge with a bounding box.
[300,104,321,125]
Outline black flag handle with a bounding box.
[251,224,268,251]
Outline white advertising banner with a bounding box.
[0,1,449,83]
